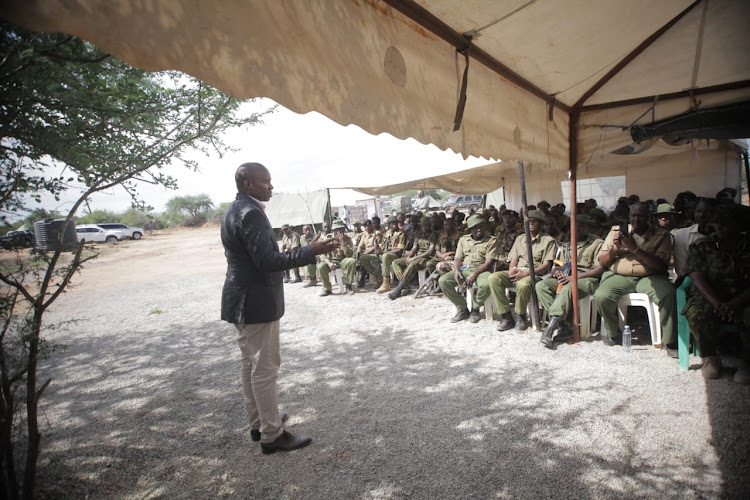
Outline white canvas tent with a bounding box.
[4,0,749,334]
[264,190,328,230]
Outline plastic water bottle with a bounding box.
[622,325,632,353]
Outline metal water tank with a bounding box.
[33,219,78,251]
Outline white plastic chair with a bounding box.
[539,294,596,338]
[331,268,347,294]
[467,286,494,320]
[617,293,662,349]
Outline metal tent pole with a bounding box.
[518,161,540,330]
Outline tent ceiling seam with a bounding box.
[690,0,709,89]
[572,0,704,111]
[381,0,569,113]
[580,79,750,112]
[472,0,537,35]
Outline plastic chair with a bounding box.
[676,277,696,371]
[539,294,596,339]
[467,286,494,320]
[617,293,662,349]
[331,268,346,294]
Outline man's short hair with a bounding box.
[235,162,264,191]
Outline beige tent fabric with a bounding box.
[265,190,329,229]
[2,0,748,169]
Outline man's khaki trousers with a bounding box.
[234,321,283,443]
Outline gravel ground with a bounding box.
[32,227,749,498]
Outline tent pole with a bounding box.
[326,188,332,225]
[518,161,540,330]
[569,110,581,343]
[743,152,750,206]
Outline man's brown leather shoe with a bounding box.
[261,430,312,454]
[251,411,288,442]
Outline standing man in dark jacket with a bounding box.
[221,162,338,454]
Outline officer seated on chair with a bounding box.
[538,215,605,348]
[488,209,556,332]
[683,202,750,384]
[375,216,407,294]
[593,202,676,350]
[388,216,438,300]
[317,220,357,296]
[438,214,498,324]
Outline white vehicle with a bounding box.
[76,224,124,243]
[96,223,144,240]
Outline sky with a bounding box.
[41,98,492,216]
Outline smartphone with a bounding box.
[618,218,629,237]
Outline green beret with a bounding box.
[466,214,487,229]
[352,220,361,225]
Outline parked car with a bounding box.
[0,229,35,249]
[76,225,124,243]
[96,223,144,240]
[442,194,484,212]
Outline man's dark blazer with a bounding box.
[221,193,316,324]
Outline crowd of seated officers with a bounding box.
[280,188,749,384]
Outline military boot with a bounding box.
[540,316,560,348]
[357,271,367,289]
[376,277,391,294]
[513,311,528,331]
[387,281,406,300]
[496,312,514,331]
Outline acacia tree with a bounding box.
[0,22,270,499]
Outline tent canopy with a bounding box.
[4,0,749,172]
[264,190,328,230]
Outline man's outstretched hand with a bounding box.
[311,238,340,255]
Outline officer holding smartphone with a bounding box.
[593,203,676,351]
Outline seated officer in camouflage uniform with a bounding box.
[317,220,357,296]
[281,224,303,283]
[594,202,675,348]
[538,215,605,348]
[439,214,498,324]
[356,219,383,288]
[300,225,318,287]
[494,210,523,271]
[435,216,461,274]
[683,203,750,384]
[376,216,407,294]
[489,210,557,331]
[388,216,439,300]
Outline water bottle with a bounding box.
[622,325,632,353]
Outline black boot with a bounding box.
[540,316,560,348]
[345,284,355,295]
[513,312,528,331]
[496,312,514,331]
[387,281,406,300]
[357,271,367,289]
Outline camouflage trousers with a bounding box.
[683,292,750,360]
[392,257,439,284]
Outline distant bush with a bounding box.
[76,209,119,225]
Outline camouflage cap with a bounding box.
[466,214,487,229]
[352,219,361,226]
[655,203,678,215]
[420,215,431,226]
[281,224,290,230]
[331,220,347,230]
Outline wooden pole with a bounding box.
[518,161,541,330]
[569,110,580,342]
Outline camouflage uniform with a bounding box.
[358,229,385,277]
[281,229,302,281]
[299,232,316,280]
[494,225,523,271]
[489,232,557,315]
[392,231,439,283]
[438,234,499,311]
[435,228,461,274]
[317,233,357,291]
[380,228,407,277]
[536,233,604,318]
[683,234,750,359]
